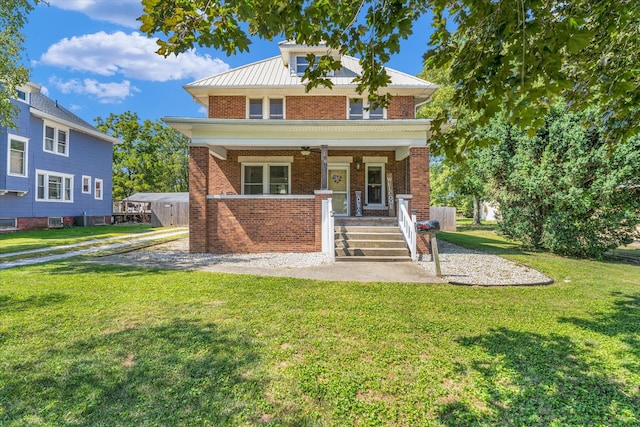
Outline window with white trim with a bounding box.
[348,98,386,119]
[82,175,91,194]
[247,98,285,119]
[242,164,290,195]
[248,98,263,119]
[36,169,73,202]
[94,178,103,200]
[44,123,69,156]
[8,134,28,177]
[365,164,385,206]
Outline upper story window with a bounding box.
[247,98,285,119]
[44,122,69,156]
[16,90,28,103]
[349,98,363,120]
[294,55,333,77]
[348,98,386,120]
[249,99,263,119]
[36,169,73,203]
[8,134,28,177]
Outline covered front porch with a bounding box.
[166,118,432,255]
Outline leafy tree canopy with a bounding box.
[482,105,640,258]
[94,112,190,199]
[140,0,639,153]
[0,0,40,128]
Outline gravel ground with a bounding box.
[106,238,552,286]
[417,240,553,286]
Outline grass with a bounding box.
[0,224,154,254]
[1,227,639,425]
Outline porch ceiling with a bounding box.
[163,117,432,154]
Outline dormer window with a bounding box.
[295,56,311,75]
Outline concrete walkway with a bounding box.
[0,229,187,270]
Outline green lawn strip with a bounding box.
[0,225,156,254]
[1,255,638,426]
[0,231,188,264]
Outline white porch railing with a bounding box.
[321,198,335,261]
[397,198,417,261]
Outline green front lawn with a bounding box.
[0,225,153,254]
[1,230,638,425]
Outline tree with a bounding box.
[0,0,40,128]
[94,112,190,199]
[140,0,640,153]
[482,105,640,258]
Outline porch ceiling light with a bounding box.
[301,146,311,156]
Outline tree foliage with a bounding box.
[0,0,40,128]
[94,112,190,199]
[140,0,640,154]
[482,106,640,258]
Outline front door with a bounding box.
[328,166,349,216]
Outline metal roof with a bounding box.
[186,55,437,91]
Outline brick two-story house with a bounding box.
[164,41,437,257]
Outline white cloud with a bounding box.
[48,0,142,28]
[49,77,139,104]
[39,31,229,82]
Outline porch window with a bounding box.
[242,164,290,194]
[366,164,385,206]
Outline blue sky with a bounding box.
[24,0,434,126]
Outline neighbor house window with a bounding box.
[94,178,103,200]
[44,123,69,156]
[82,175,91,194]
[242,164,290,195]
[16,90,28,103]
[348,98,386,119]
[8,135,28,177]
[365,164,385,206]
[36,169,73,202]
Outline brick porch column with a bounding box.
[189,147,210,253]
[409,146,430,255]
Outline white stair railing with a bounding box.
[321,198,335,261]
[397,198,417,261]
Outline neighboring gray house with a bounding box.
[0,82,121,231]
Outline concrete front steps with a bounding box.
[334,217,411,262]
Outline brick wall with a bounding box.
[387,96,415,119]
[207,196,319,253]
[209,96,245,119]
[190,146,210,252]
[286,96,346,119]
